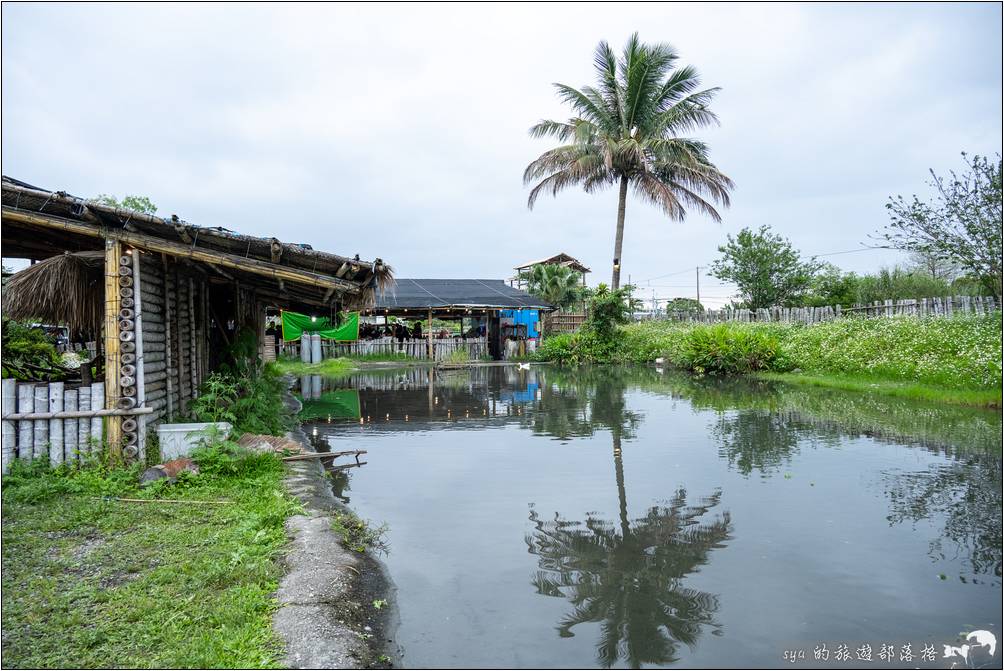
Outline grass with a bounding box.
[1,442,300,669]
[758,371,1002,408]
[536,314,1002,406]
[272,356,358,377]
[329,509,389,555]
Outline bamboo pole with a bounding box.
[17,383,34,459]
[2,378,16,473]
[90,382,104,446]
[2,407,155,421]
[32,384,49,459]
[77,386,91,454]
[1,207,364,294]
[174,267,188,413]
[131,249,148,461]
[64,389,79,462]
[49,382,65,468]
[427,309,433,360]
[104,239,123,459]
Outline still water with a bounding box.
[298,366,1002,669]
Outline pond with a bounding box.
[298,365,1002,669]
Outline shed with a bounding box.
[1,176,391,469]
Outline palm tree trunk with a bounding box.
[611,174,629,289]
[613,433,630,538]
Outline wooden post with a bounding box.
[17,383,34,460]
[49,382,64,468]
[188,277,197,397]
[427,309,433,361]
[131,249,147,461]
[163,255,175,421]
[2,378,16,473]
[104,239,123,458]
[33,384,49,460]
[64,389,79,463]
[174,267,187,414]
[89,383,104,447]
[77,386,91,454]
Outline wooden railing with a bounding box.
[280,337,489,362]
[542,312,587,334]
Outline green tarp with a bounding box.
[281,310,359,342]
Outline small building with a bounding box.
[512,252,591,289]
[340,278,553,361]
[1,176,390,469]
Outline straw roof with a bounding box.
[2,251,104,337]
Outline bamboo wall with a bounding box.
[139,254,210,427]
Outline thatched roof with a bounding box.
[2,251,104,337]
[1,176,393,311]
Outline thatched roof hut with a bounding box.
[2,251,104,338]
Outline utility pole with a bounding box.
[696,266,701,307]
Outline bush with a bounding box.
[189,362,291,435]
[679,324,786,375]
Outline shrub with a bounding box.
[679,324,786,374]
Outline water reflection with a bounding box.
[885,451,1003,579]
[527,483,731,668]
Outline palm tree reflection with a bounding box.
[527,413,731,668]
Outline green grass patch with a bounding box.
[536,314,1002,397]
[330,509,389,555]
[757,371,1002,408]
[273,356,358,377]
[1,441,301,669]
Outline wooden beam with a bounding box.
[104,239,123,460]
[3,207,363,294]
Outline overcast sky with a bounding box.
[3,3,1001,308]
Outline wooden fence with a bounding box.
[542,312,587,335]
[281,337,489,362]
[657,295,1000,324]
[0,378,152,473]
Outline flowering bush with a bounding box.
[535,313,1002,390]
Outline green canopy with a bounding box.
[281,310,359,342]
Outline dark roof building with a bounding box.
[373,279,552,313]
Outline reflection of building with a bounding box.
[300,367,544,433]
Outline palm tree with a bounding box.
[524,33,734,289]
[520,264,590,311]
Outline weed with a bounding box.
[330,510,389,554]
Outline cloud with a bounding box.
[2,3,1001,307]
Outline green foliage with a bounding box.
[709,225,820,309]
[273,356,357,377]
[802,263,860,307]
[1,439,297,668]
[533,314,1002,393]
[1,319,62,379]
[680,324,785,375]
[92,193,158,215]
[584,283,638,340]
[882,152,1002,298]
[189,363,291,435]
[520,264,590,310]
[664,297,704,316]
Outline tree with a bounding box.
[801,263,859,307]
[709,225,819,309]
[92,193,158,215]
[524,33,733,290]
[585,284,639,341]
[882,153,1002,299]
[664,297,704,316]
[520,264,590,311]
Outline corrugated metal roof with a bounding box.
[375,279,553,310]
